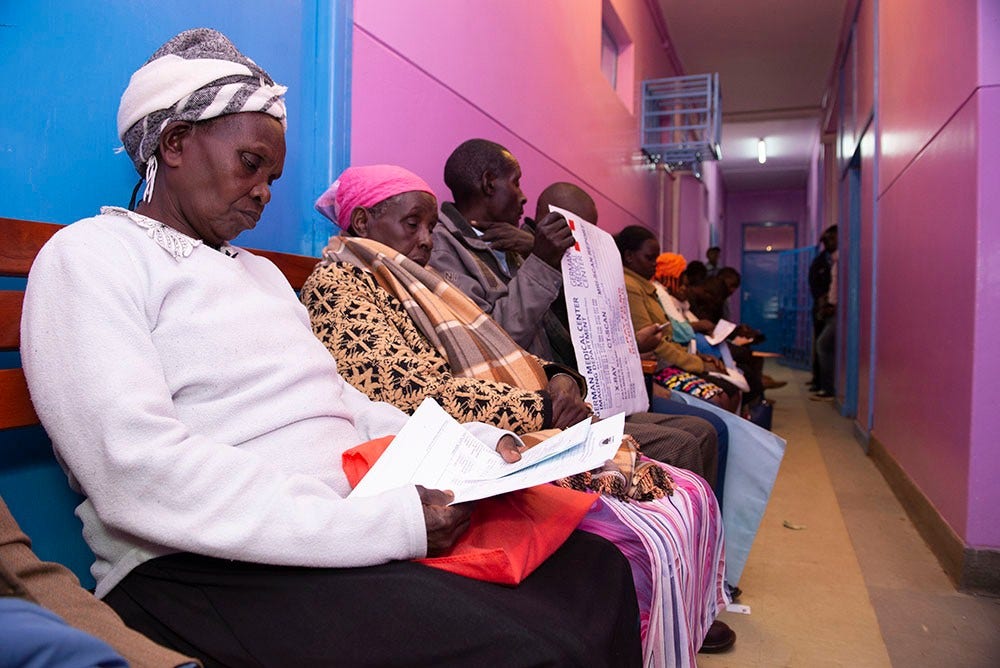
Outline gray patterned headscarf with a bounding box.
[117,28,287,179]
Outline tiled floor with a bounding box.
[699,364,1000,667]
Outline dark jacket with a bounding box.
[808,250,833,302]
[430,203,562,359]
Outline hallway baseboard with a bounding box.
[869,436,1000,596]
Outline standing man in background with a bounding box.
[809,226,838,398]
[706,246,722,277]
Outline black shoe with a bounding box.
[810,389,834,401]
[699,620,736,653]
[726,583,743,602]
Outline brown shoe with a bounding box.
[762,374,787,389]
[699,620,736,653]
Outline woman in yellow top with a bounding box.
[615,226,740,412]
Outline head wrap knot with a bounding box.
[118,28,288,174]
[315,165,436,231]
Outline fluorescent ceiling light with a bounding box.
[757,139,767,164]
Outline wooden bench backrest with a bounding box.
[0,216,319,432]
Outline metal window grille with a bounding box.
[641,73,721,170]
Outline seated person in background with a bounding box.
[305,166,718,483]
[654,254,716,345]
[519,182,586,367]
[528,183,734,502]
[688,267,762,344]
[654,253,769,406]
[684,263,778,397]
[20,30,642,667]
[0,496,197,668]
[427,141,725,473]
[431,138,574,360]
[685,259,709,286]
[687,266,732,325]
[303,164,735,660]
[616,226,741,412]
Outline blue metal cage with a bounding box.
[641,73,721,170]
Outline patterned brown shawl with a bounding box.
[322,236,674,501]
[321,236,549,391]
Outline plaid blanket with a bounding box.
[321,237,549,391]
[320,236,677,501]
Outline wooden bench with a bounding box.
[0,216,319,583]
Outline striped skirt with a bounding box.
[579,463,728,667]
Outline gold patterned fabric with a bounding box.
[302,258,552,433]
[322,237,550,390]
[553,435,676,502]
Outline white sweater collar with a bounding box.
[99,206,237,260]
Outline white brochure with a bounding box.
[350,398,625,504]
[554,205,649,418]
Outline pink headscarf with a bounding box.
[315,164,437,231]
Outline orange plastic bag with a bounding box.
[343,436,597,585]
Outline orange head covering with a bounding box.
[654,252,687,291]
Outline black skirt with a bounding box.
[105,530,641,668]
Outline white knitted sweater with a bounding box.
[21,211,504,598]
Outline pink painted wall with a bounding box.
[873,96,977,543]
[878,0,979,191]
[981,0,1000,85]
[855,0,875,134]
[350,0,681,233]
[967,86,1000,547]
[702,161,723,250]
[676,174,706,263]
[871,0,1000,547]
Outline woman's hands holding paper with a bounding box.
[417,485,473,556]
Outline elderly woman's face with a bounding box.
[170,113,285,248]
[363,191,439,266]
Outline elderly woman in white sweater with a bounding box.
[20,29,641,667]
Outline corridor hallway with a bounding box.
[699,364,1000,667]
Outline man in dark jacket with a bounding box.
[430,139,574,360]
[808,226,838,393]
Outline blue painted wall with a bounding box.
[0,1,351,586]
[1,0,351,254]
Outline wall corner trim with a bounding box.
[869,436,1000,595]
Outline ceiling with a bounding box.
[656,0,849,191]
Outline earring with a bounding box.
[142,155,158,204]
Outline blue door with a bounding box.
[740,223,797,354]
[841,154,862,419]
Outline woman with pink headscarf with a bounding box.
[303,165,735,664]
